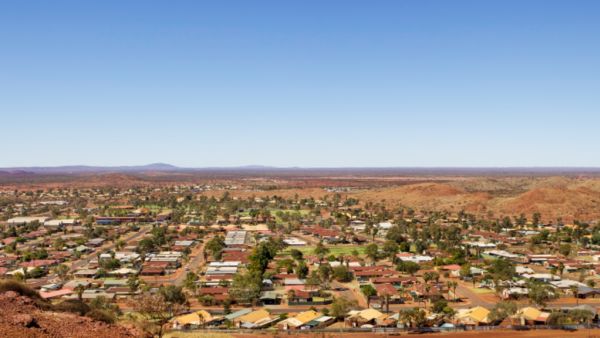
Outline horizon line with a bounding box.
[4,163,600,170]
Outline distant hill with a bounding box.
[4,164,600,176]
[4,165,600,222]
[0,163,182,174]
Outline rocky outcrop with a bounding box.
[0,291,140,338]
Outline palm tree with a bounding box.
[424,284,432,309]
[558,262,565,278]
[287,289,296,305]
[115,239,125,251]
[570,285,579,306]
[76,284,85,301]
[447,281,458,302]
[423,272,438,285]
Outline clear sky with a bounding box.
[1,1,600,167]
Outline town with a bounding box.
[2,180,600,338]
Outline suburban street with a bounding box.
[69,224,152,271]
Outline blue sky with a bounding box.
[1,1,600,167]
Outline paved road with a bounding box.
[455,281,494,308]
[331,280,368,308]
[140,236,208,286]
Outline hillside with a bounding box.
[351,177,600,222]
[0,290,139,338]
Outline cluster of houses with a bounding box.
[0,211,198,303]
[171,303,600,331]
[95,206,172,225]
[7,187,600,334]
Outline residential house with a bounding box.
[455,306,490,326]
[234,309,279,329]
[172,310,215,329]
[278,310,323,330]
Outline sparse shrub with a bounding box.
[86,308,116,324]
[53,299,91,315]
[0,279,41,299]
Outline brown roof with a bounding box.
[375,283,397,296]
[199,287,229,295]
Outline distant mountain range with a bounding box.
[0,163,182,174]
[2,164,600,176]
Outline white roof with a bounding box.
[206,266,238,275]
[283,238,307,246]
[523,273,561,281]
[465,241,496,248]
[225,231,247,246]
[7,267,36,275]
[551,280,586,288]
[209,261,241,267]
[284,278,305,285]
[505,287,528,295]
[39,200,67,205]
[516,266,535,274]
[110,267,138,275]
[8,216,50,224]
[377,222,394,229]
[153,251,183,258]
[174,240,194,246]
[398,255,433,263]
[484,249,520,259]
[45,219,77,226]
[114,252,140,261]
[314,316,333,323]
[327,261,361,268]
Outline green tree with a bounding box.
[527,282,557,307]
[488,301,517,323]
[295,261,309,279]
[360,284,377,307]
[317,264,333,288]
[559,244,572,257]
[290,249,304,261]
[397,260,420,276]
[230,270,262,305]
[159,285,187,305]
[332,265,353,282]
[382,240,399,262]
[488,259,515,281]
[446,280,458,301]
[127,275,139,293]
[570,285,579,306]
[431,299,448,313]
[53,264,70,281]
[330,297,357,320]
[183,272,198,294]
[365,243,379,264]
[131,292,188,338]
[398,307,427,328]
[204,236,226,260]
[313,241,330,262]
